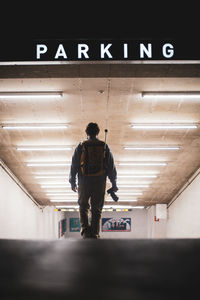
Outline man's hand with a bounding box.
[111,184,118,192]
[71,185,77,192]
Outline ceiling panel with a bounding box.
[0,77,200,208]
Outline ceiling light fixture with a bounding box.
[40,180,69,184]
[0,91,63,98]
[117,172,158,176]
[41,185,70,188]
[118,184,149,188]
[40,182,69,186]
[124,146,180,150]
[118,181,152,185]
[131,124,198,129]
[17,147,72,151]
[2,124,68,130]
[45,190,72,193]
[118,162,167,166]
[46,195,76,197]
[56,205,79,208]
[50,200,77,202]
[35,176,68,179]
[118,175,157,178]
[103,205,144,209]
[116,192,142,195]
[27,163,70,167]
[33,172,69,175]
[141,91,200,99]
[106,199,138,202]
[55,205,144,209]
[49,194,76,197]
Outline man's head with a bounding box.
[85,122,100,138]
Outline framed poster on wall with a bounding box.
[70,218,81,232]
[102,217,131,232]
[59,219,67,237]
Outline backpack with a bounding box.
[80,140,106,176]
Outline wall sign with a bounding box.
[0,39,199,62]
[58,218,67,237]
[36,41,174,60]
[102,217,131,232]
[70,218,81,232]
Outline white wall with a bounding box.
[147,206,167,238]
[2,156,197,240]
[64,208,148,239]
[167,172,200,238]
[0,165,63,240]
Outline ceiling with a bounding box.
[1,63,200,209]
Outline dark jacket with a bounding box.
[69,138,117,187]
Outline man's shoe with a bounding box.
[82,227,92,239]
[82,232,91,239]
[90,234,100,239]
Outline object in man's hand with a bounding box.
[107,187,119,202]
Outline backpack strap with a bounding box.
[80,141,86,172]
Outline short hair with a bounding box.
[85,122,100,136]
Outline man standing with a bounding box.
[69,122,118,239]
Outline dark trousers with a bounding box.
[78,178,106,236]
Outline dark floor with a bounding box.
[0,238,199,299]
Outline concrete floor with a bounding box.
[0,238,199,299]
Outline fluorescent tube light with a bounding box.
[103,205,144,209]
[50,198,77,201]
[131,124,198,129]
[56,205,144,209]
[33,172,68,175]
[130,206,144,209]
[118,180,152,183]
[41,185,70,188]
[56,205,79,208]
[124,146,180,150]
[118,185,149,188]
[17,147,72,151]
[142,91,200,99]
[50,197,77,200]
[117,172,158,176]
[50,200,77,202]
[116,192,142,195]
[106,200,138,202]
[0,92,62,98]
[27,163,70,167]
[45,190,72,193]
[118,175,157,178]
[35,176,67,179]
[49,194,76,197]
[40,182,69,185]
[46,195,76,196]
[40,183,69,187]
[118,162,167,166]
[3,124,68,130]
[116,189,143,192]
[104,205,133,209]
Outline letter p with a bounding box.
[36,44,48,59]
